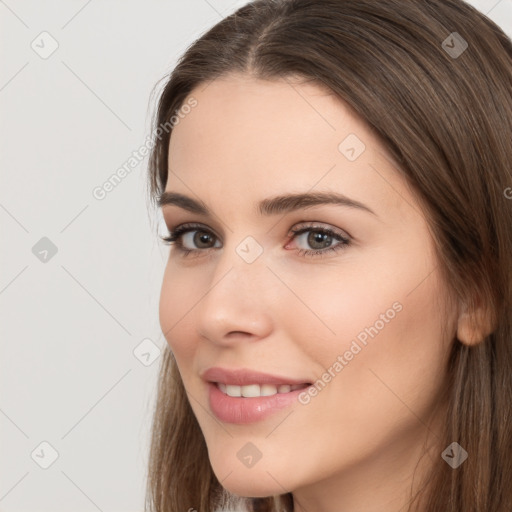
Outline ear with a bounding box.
[456,295,496,346]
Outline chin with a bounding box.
[210,460,290,498]
[219,480,283,499]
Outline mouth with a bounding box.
[214,382,311,398]
[201,367,314,423]
[207,380,313,424]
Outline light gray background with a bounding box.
[1,1,511,511]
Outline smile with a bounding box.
[216,382,310,397]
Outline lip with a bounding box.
[201,366,311,387]
[207,381,310,424]
[201,367,312,424]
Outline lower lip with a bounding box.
[207,382,309,424]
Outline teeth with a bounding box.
[261,384,278,396]
[226,384,242,397]
[241,384,260,398]
[217,382,308,397]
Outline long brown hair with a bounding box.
[144,1,512,510]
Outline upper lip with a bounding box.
[201,367,312,386]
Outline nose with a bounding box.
[194,239,274,346]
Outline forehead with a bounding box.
[166,73,417,221]
[170,73,374,159]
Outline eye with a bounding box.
[286,223,351,257]
[160,222,220,257]
[159,222,351,258]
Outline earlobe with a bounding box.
[456,299,496,346]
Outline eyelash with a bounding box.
[159,222,351,259]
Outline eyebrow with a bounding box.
[158,191,377,217]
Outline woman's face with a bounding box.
[159,73,457,506]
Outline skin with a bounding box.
[158,73,473,512]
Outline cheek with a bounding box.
[158,263,198,359]
[276,263,406,366]
[275,276,450,484]
[281,249,451,413]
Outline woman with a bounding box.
[145,0,512,510]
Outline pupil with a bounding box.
[195,231,213,248]
[308,231,332,249]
